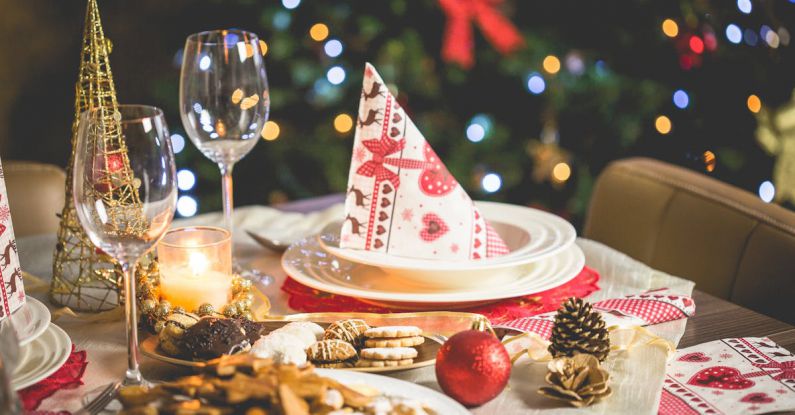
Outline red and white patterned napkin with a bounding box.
[495,288,696,338]
[660,337,795,415]
[0,158,24,320]
[340,63,509,261]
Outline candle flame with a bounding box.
[188,252,210,276]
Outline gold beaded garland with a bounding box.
[197,303,215,316]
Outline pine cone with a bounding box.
[538,353,612,407]
[548,297,610,362]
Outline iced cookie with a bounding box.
[323,319,370,348]
[364,326,422,339]
[360,347,418,361]
[250,331,308,365]
[306,339,357,363]
[355,358,414,368]
[364,336,425,348]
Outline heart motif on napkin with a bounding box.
[419,144,457,197]
[687,366,755,390]
[740,392,775,404]
[678,352,711,363]
[420,213,449,242]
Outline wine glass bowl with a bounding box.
[73,104,177,385]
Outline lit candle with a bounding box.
[157,227,232,312]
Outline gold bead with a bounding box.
[240,311,253,320]
[197,303,215,316]
[154,320,166,333]
[156,300,171,317]
[140,298,157,314]
[222,305,237,317]
[237,279,252,292]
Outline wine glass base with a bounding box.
[233,261,275,286]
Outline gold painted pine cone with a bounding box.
[538,353,612,407]
[548,297,610,362]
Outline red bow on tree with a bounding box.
[356,137,434,188]
[438,0,525,68]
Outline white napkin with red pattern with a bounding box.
[340,63,509,261]
[0,159,24,320]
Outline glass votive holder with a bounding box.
[156,226,232,312]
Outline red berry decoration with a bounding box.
[435,330,511,407]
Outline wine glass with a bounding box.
[179,29,269,236]
[73,105,177,385]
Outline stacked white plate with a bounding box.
[7,297,71,390]
[282,201,585,309]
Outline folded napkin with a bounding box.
[0,158,25,319]
[660,337,795,415]
[496,288,696,339]
[341,63,509,260]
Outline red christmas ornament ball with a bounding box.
[435,330,511,407]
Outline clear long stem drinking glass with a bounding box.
[179,29,269,236]
[73,105,177,385]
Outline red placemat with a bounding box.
[19,345,87,413]
[282,266,600,324]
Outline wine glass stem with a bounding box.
[121,261,143,385]
[220,164,235,236]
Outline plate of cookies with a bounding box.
[118,354,468,414]
[141,314,443,373]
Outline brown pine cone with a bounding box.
[548,297,610,362]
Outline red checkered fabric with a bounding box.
[496,313,556,339]
[658,388,701,415]
[486,222,510,257]
[594,292,694,325]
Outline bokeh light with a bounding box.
[327,66,346,85]
[542,55,561,74]
[177,195,198,217]
[199,55,211,71]
[273,11,291,30]
[778,27,790,46]
[324,39,343,57]
[673,90,690,109]
[259,40,268,56]
[759,180,775,203]
[737,0,752,14]
[744,29,759,46]
[703,151,716,172]
[765,29,780,48]
[747,94,762,113]
[481,173,502,193]
[552,162,572,182]
[334,113,353,133]
[689,36,704,54]
[177,169,196,191]
[526,73,546,94]
[466,124,486,142]
[726,24,742,44]
[565,53,585,75]
[309,23,329,41]
[262,120,280,141]
[655,115,672,134]
[662,19,679,37]
[171,133,185,154]
[282,0,301,9]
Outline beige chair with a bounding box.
[584,157,795,324]
[3,161,66,237]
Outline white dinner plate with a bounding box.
[283,235,584,308]
[318,201,576,288]
[10,296,51,346]
[315,369,469,414]
[11,323,71,391]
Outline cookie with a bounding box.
[306,339,357,362]
[323,319,370,348]
[286,321,325,340]
[314,361,354,369]
[360,347,418,361]
[355,358,414,368]
[364,336,425,348]
[364,326,422,339]
[250,331,308,366]
[273,323,320,348]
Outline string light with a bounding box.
[309,23,329,41]
[324,39,343,57]
[326,66,346,85]
[333,113,353,133]
[170,133,185,154]
[259,40,268,56]
[526,72,545,94]
[262,120,280,140]
[747,94,762,113]
[703,151,716,172]
[744,29,759,46]
[199,55,211,71]
[177,195,198,217]
[481,173,502,193]
[282,0,301,9]
[759,180,775,203]
[662,19,679,37]
[673,90,690,109]
[726,24,742,44]
[542,55,561,74]
[778,27,790,46]
[737,0,752,14]
[552,162,572,182]
[655,115,672,134]
[689,36,704,54]
[177,169,196,191]
[466,124,486,142]
[765,29,780,48]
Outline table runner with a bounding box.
[17,204,695,414]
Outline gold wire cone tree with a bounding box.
[50,0,156,312]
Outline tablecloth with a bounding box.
[17,204,695,414]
